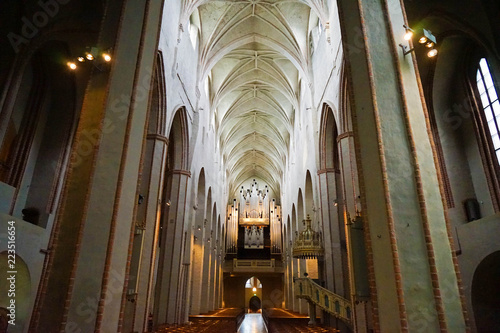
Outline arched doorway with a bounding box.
[472,251,500,331]
[249,296,261,312]
[245,277,262,313]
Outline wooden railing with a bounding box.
[294,277,353,326]
[232,259,275,272]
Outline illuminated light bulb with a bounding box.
[403,30,413,41]
[67,62,77,70]
[427,49,438,58]
[419,36,428,44]
[85,53,94,60]
[103,53,112,62]
[253,287,257,292]
[425,42,435,48]
[77,57,85,62]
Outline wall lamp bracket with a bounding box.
[399,43,415,56]
[400,25,438,58]
[67,46,113,71]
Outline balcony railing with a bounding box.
[232,259,275,272]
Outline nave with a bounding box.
[0,0,499,332]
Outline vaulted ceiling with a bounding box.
[185,0,327,198]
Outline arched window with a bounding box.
[476,58,500,162]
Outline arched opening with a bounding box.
[199,187,213,313]
[0,42,77,228]
[297,189,304,230]
[189,169,206,315]
[426,34,499,218]
[153,107,190,326]
[123,52,167,333]
[249,296,261,313]
[472,251,500,331]
[305,171,314,216]
[245,277,262,313]
[304,171,319,280]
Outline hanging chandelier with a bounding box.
[292,215,324,259]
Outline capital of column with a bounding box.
[168,169,191,177]
[146,133,169,145]
[336,131,354,142]
[317,168,340,175]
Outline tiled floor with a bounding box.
[237,314,267,333]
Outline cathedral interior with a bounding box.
[0,0,499,332]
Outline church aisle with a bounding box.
[237,314,268,333]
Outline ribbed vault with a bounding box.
[191,0,321,199]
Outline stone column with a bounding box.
[308,300,317,326]
[30,0,164,332]
[154,170,190,324]
[318,169,345,295]
[337,0,469,331]
[292,258,300,313]
[132,134,168,332]
[200,222,212,314]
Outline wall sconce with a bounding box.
[333,199,338,207]
[165,199,171,206]
[67,46,112,71]
[399,25,438,58]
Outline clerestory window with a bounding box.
[476,58,500,163]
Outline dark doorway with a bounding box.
[249,296,261,313]
[472,251,500,332]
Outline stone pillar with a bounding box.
[154,170,190,324]
[338,132,371,332]
[200,222,212,314]
[180,216,195,323]
[292,258,300,313]
[318,169,345,295]
[132,134,168,332]
[308,300,317,326]
[30,0,164,332]
[337,0,469,331]
[213,252,220,310]
[207,243,216,312]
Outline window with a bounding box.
[476,58,500,163]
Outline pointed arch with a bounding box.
[148,52,167,136]
[319,103,340,171]
[167,107,190,171]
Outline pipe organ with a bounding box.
[226,180,281,257]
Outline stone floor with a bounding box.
[237,313,267,333]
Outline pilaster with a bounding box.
[337,0,469,331]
